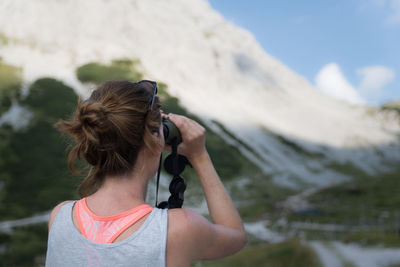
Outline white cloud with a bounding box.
[357,65,396,98]
[315,63,396,105]
[315,63,365,105]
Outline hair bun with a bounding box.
[78,101,111,144]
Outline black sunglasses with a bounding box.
[137,80,158,110]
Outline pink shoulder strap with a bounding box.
[75,198,153,243]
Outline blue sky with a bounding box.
[208,0,400,106]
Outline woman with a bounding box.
[46,80,247,266]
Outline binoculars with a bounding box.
[162,117,182,145]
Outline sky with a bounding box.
[208,0,400,106]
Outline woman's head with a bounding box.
[55,80,162,197]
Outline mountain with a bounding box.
[1,0,399,190]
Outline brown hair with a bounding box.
[55,80,162,197]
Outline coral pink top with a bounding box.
[75,198,153,244]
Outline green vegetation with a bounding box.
[0,33,8,45]
[381,100,400,115]
[203,31,214,39]
[289,167,400,224]
[261,126,325,159]
[76,59,143,84]
[22,78,79,121]
[199,239,322,267]
[0,78,80,265]
[342,230,400,247]
[236,180,294,221]
[0,224,47,267]
[286,167,400,246]
[326,161,370,180]
[0,58,22,115]
[0,78,79,219]
[212,120,264,160]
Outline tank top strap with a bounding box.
[75,198,153,244]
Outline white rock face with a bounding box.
[0,100,33,130]
[1,0,399,188]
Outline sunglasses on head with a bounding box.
[137,80,158,110]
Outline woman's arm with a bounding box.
[166,114,247,263]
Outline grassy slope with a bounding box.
[0,59,22,115]
[197,239,322,267]
[285,166,400,247]
[76,59,143,83]
[0,224,48,267]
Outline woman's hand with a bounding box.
[163,113,207,162]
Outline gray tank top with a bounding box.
[45,201,168,267]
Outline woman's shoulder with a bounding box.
[48,200,74,230]
[167,208,203,237]
[166,208,217,263]
[166,207,247,262]
[167,208,202,227]
[166,208,201,266]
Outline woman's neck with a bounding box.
[85,148,160,215]
[86,172,150,215]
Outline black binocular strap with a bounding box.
[155,138,187,209]
[155,153,163,207]
[171,139,179,176]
